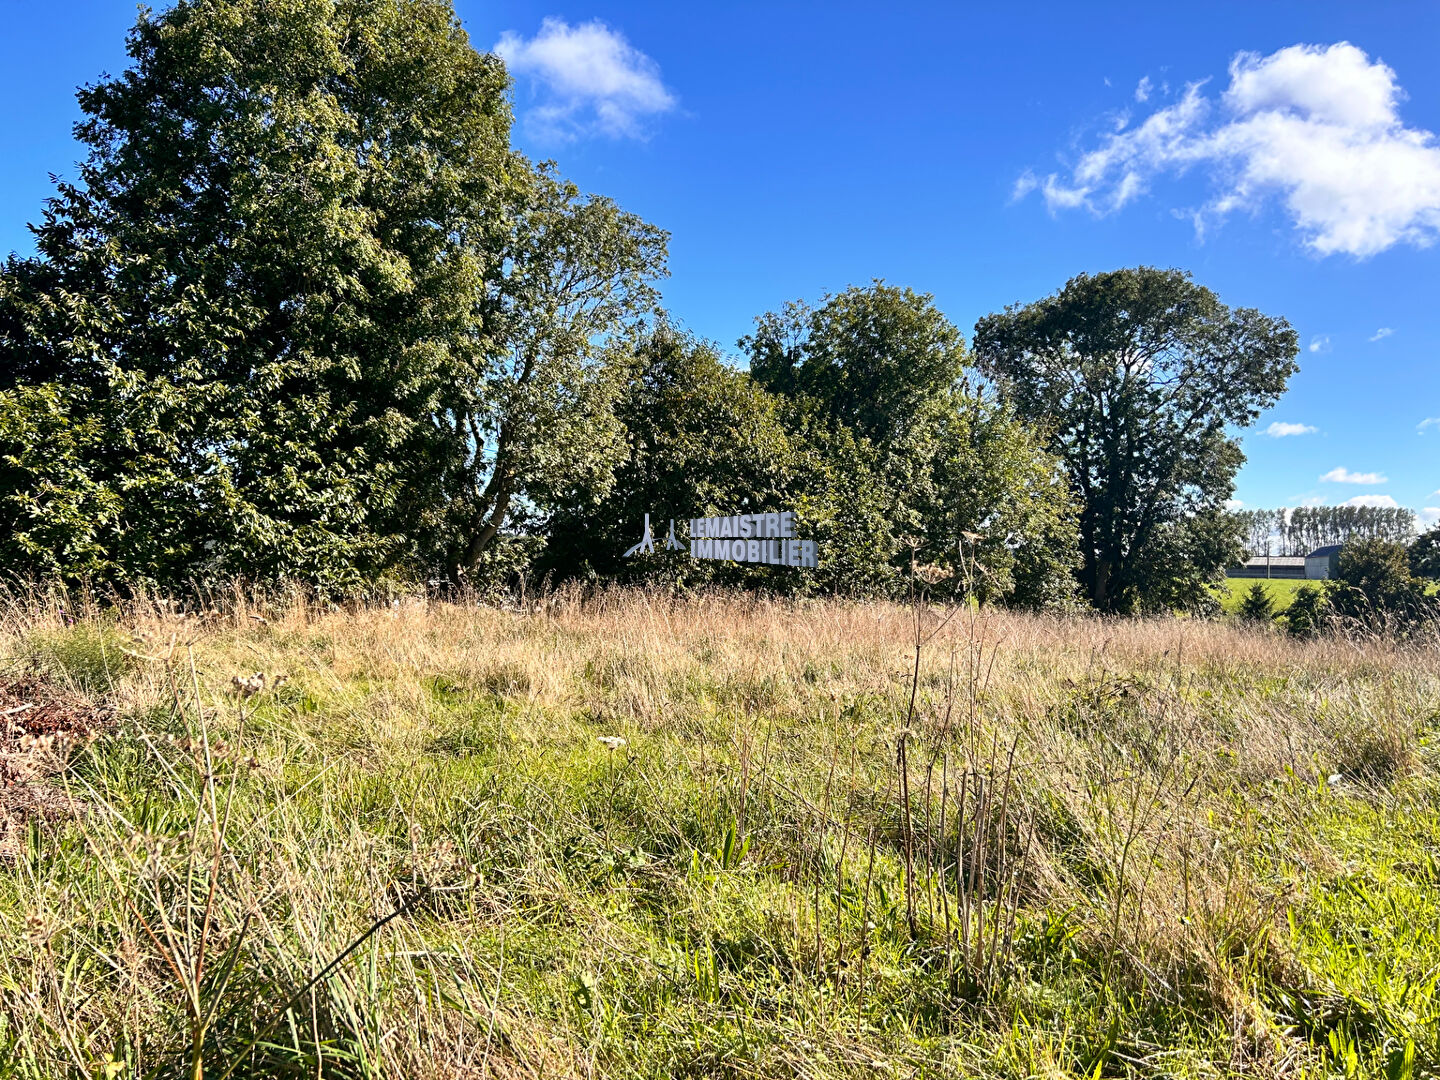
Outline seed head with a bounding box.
[231,672,266,698]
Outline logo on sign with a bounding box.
[622,514,685,557]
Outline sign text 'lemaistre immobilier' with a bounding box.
[689,512,817,568]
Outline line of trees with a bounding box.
[0,0,1305,613]
[1234,506,1418,558]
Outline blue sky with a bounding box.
[2,2,1437,523]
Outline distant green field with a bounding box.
[1216,575,1309,614]
[1216,575,1439,616]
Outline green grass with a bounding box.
[0,595,1437,1078]
[1217,576,1311,615]
[1216,577,1440,620]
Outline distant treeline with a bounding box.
[0,0,1319,614]
[1233,506,1417,557]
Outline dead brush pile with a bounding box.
[0,677,110,862]
[0,586,1435,1078]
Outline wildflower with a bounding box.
[596,735,627,751]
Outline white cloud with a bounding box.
[1341,494,1400,508]
[1321,466,1388,484]
[1011,170,1040,202]
[1418,417,1440,434]
[1370,326,1394,341]
[1021,43,1440,256]
[495,18,676,140]
[1421,507,1440,528]
[1224,498,1244,510]
[1266,421,1317,437]
[1135,76,1153,103]
[1307,334,1330,353]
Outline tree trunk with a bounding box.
[450,483,513,586]
[1092,558,1111,610]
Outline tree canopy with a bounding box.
[1411,527,1440,581]
[974,267,1298,613]
[745,284,1078,604]
[744,283,967,450]
[0,0,663,592]
[1328,538,1436,633]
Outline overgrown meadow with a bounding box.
[1,590,1437,1078]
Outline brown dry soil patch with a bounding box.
[0,679,112,861]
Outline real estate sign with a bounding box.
[689,512,817,568]
[624,510,818,568]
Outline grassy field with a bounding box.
[1215,578,1310,616]
[1,590,1437,1078]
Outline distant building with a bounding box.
[1228,555,1307,579]
[1226,544,1344,580]
[1304,544,1342,580]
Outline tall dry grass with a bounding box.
[0,585,1435,1077]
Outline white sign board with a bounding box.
[689,512,817,567]
[624,510,819,568]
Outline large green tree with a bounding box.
[744,284,1078,604]
[0,0,662,592]
[745,284,967,451]
[436,171,665,585]
[973,268,1298,613]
